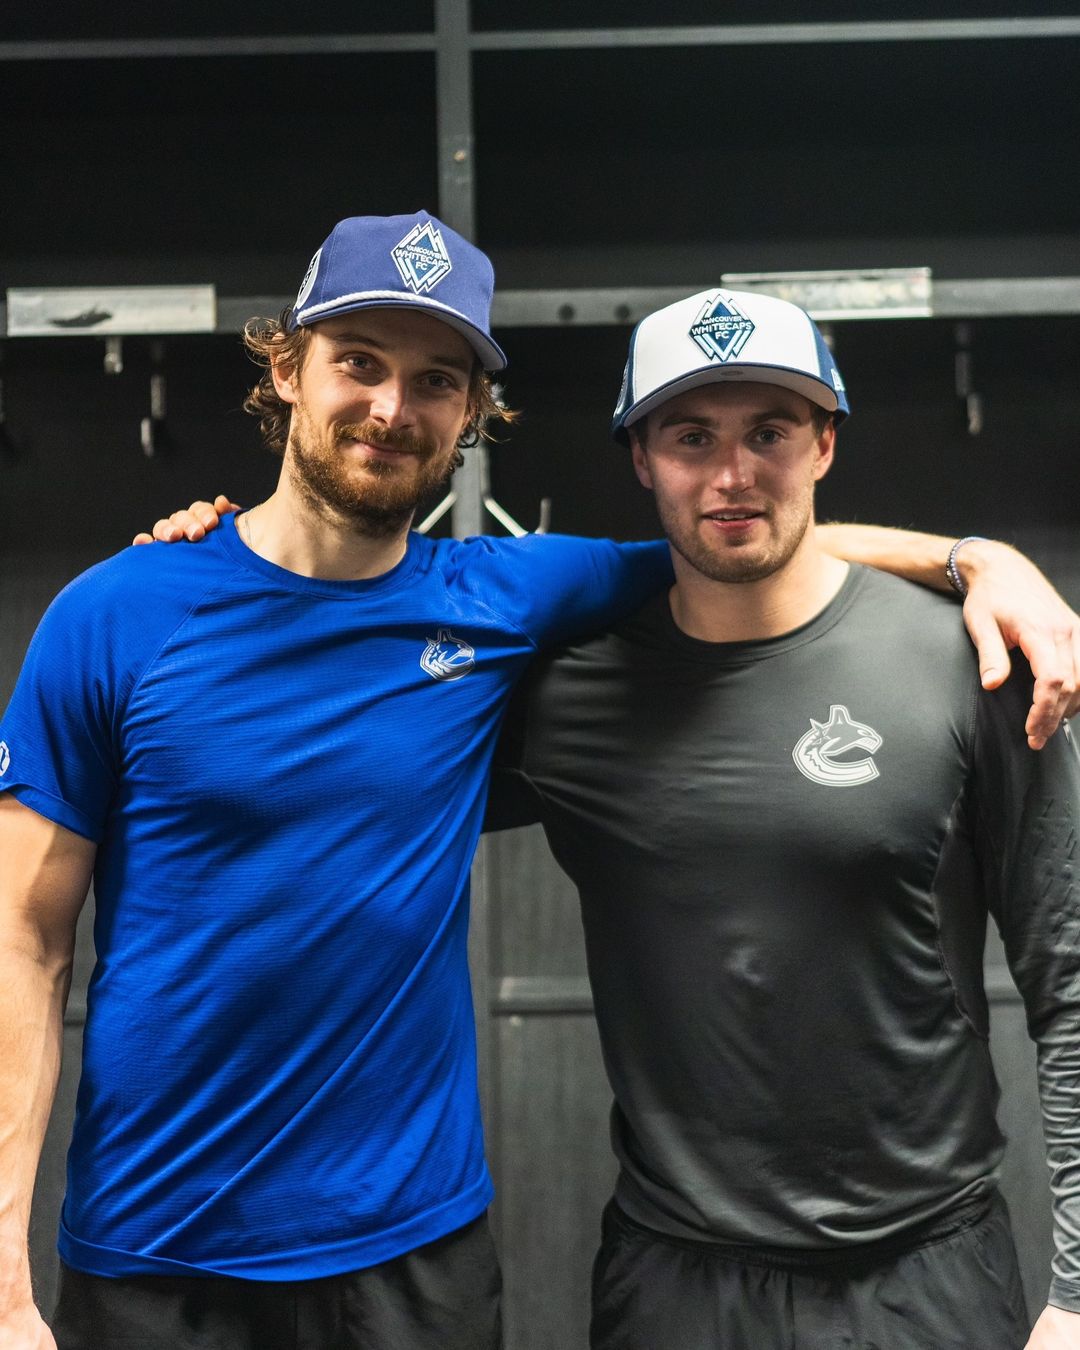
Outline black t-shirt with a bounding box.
[489,565,1080,1310]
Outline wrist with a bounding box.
[950,535,999,594]
[0,1274,35,1318]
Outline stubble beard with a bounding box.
[286,405,460,539]
[657,488,815,585]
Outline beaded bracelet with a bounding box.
[945,535,987,598]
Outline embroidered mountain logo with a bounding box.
[792,705,882,787]
[392,221,453,294]
[421,629,475,682]
[0,741,9,776]
[689,293,756,363]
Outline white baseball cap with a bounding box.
[612,288,849,443]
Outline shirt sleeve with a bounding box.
[1,564,133,841]
[971,667,1080,1312]
[451,534,673,651]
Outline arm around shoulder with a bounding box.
[818,524,1080,746]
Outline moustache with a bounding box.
[335,422,436,458]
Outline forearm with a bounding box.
[0,941,68,1312]
[0,798,92,1324]
[816,523,1021,590]
[816,522,960,592]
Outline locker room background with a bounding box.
[2,4,1080,1345]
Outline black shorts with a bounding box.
[591,1192,1031,1350]
[50,1214,502,1350]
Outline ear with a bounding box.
[270,337,301,406]
[812,422,836,483]
[629,429,654,491]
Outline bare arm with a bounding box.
[1026,1304,1080,1348]
[0,796,95,1347]
[819,524,1080,750]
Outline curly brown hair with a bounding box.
[242,310,518,458]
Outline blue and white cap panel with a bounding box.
[288,210,506,371]
[612,288,849,441]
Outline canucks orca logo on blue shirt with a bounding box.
[392,222,453,294]
[0,740,9,776]
[689,294,756,363]
[421,629,475,682]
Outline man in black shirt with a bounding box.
[491,289,1080,1349]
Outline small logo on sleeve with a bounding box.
[792,705,881,787]
[0,741,9,776]
[421,629,475,682]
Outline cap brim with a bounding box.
[615,363,843,443]
[292,294,506,372]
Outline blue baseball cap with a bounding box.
[612,288,849,443]
[287,211,506,372]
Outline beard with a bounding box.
[655,487,815,586]
[286,406,461,538]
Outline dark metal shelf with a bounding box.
[6,277,1080,338]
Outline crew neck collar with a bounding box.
[637,565,867,663]
[217,510,425,599]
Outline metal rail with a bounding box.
[0,33,436,60]
[471,18,1080,50]
[8,278,1080,337]
[4,18,1080,62]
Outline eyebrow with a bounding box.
[324,331,473,375]
[656,406,805,430]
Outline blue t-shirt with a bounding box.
[0,515,670,1280]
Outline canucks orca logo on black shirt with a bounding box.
[421,629,475,682]
[689,293,756,363]
[792,705,882,787]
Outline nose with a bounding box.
[710,442,755,493]
[367,377,414,430]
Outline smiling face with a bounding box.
[629,381,835,586]
[271,308,475,535]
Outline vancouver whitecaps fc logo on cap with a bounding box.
[689,294,756,363]
[392,221,453,294]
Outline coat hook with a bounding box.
[478,443,551,537]
[140,341,170,458]
[954,323,983,437]
[0,347,16,460]
[415,445,550,537]
[104,336,124,375]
